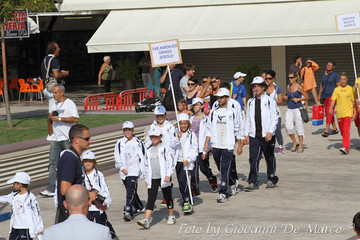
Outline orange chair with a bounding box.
[9,78,19,100]
[30,79,43,102]
[18,78,32,101]
[0,79,4,102]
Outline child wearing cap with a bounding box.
[0,172,44,240]
[82,151,116,238]
[190,98,218,195]
[114,121,145,221]
[230,72,247,114]
[170,113,198,213]
[137,126,175,229]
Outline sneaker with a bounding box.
[167,215,176,225]
[40,190,55,197]
[217,194,227,203]
[339,147,349,154]
[265,181,276,189]
[160,198,167,205]
[229,184,237,196]
[192,192,200,198]
[123,212,132,221]
[191,187,200,198]
[278,146,284,155]
[132,207,145,216]
[137,218,150,229]
[182,202,193,213]
[244,183,259,192]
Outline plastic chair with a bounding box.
[9,78,19,100]
[18,78,31,101]
[30,79,43,102]
[0,79,4,102]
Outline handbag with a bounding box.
[44,56,58,92]
[289,86,309,123]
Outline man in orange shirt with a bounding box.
[330,72,356,154]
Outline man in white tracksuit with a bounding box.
[244,77,279,191]
[204,88,244,203]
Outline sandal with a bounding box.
[330,129,339,135]
[291,144,299,152]
[322,132,330,137]
[297,148,304,153]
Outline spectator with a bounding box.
[139,51,151,88]
[98,56,113,93]
[44,185,111,240]
[197,76,212,114]
[177,98,193,116]
[330,72,356,154]
[41,41,69,113]
[300,59,321,111]
[284,72,308,153]
[148,67,162,97]
[0,172,44,240]
[40,84,79,198]
[265,70,284,155]
[230,72,247,114]
[160,64,184,111]
[55,124,95,223]
[244,77,279,191]
[209,76,221,107]
[319,60,340,137]
[179,64,196,98]
[185,78,199,109]
[289,55,302,76]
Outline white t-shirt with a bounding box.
[85,170,101,212]
[216,108,228,149]
[12,193,29,229]
[123,139,141,177]
[52,98,79,141]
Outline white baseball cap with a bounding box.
[191,97,204,106]
[214,88,230,97]
[122,121,134,129]
[233,72,247,79]
[7,172,31,185]
[178,113,190,122]
[148,126,162,136]
[81,150,96,160]
[154,105,166,115]
[252,76,266,85]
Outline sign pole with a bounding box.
[167,65,194,206]
[350,32,360,100]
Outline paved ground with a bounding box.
[1,93,360,240]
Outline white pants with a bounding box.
[43,89,55,113]
[285,108,305,136]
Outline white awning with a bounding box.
[86,0,360,53]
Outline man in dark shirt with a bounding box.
[55,124,95,224]
[41,42,69,113]
[160,64,183,110]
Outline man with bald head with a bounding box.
[44,185,111,240]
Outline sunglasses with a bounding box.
[211,80,219,84]
[78,136,91,141]
[188,83,196,86]
[265,77,273,80]
[288,76,295,79]
[202,81,207,84]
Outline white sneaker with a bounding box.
[167,215,176,225]
[40,190,55,197]
[137,218,150,229]
[229,184,237,196]
[217,194,227,203]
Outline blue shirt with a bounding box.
[162,68,184,93]
[287,90,303,109]
[321,71,339,99]
[230,81,247,110]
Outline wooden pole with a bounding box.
[1,23,13,128]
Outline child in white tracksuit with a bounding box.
[82,151,116,239]
[114,121,145,221]
[137,126,175,229]
[0,172,44,240]
[170,113,198,213]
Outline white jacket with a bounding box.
[190,114,209,153]
[0,191,44,239]
[206,103,242,150]
[114,136,146,180]
[245,94,278,138]
[212,98,245,140]
[170,129,198,171]
[84,169,112,212]
[144,143,174,189]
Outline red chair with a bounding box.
[18,78,32,101]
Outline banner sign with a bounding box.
[335,12,360,31]
[149,39,182,67]
[0,10,29,38]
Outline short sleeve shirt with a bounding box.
[179,76,189,98]
[230,82,247,110]
[56,149,84,207]
[321,71,340,99]
[331,85,354,118]
[52,98,79,141]
[162,68,184,92]
[41,54,60,80]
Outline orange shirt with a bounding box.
[300,61,319,91]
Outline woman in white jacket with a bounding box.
[170,113,198,213]
[0,172,44,240]
[137,126,175,229]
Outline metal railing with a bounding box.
[116,88,153,110]
[83,92,118,110]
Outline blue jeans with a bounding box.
[275,117,284,146]
[47,140,71,192]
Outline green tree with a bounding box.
[0,0,55,128]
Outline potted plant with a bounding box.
[116,59,141,90]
